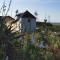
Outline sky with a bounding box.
[0,0,60,22]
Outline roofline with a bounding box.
[16,10,36,19]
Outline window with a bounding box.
[28,19,30,22]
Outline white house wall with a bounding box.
[20,18,36,33]
[16,21,20,31]
[31,18,36,32]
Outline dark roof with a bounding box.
[0,16,15,20]
[16,11,36,19]
[4,16,15,20]
[0,16,18,23]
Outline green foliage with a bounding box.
[0,17,19,60]
[1,16,60,60]
[14,40,20,47]
[0,47,3,60]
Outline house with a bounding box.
[16,10,36,33]
[5,16,18,32]
[0,16,18,32]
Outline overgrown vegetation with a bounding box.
[13,32,60,60]
[0,18,60,60]
[0,17,19,60]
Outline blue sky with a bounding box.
[0,0,60,22]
